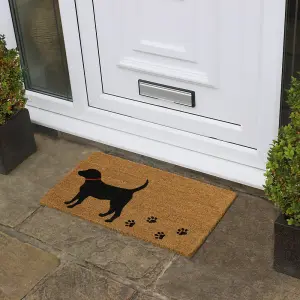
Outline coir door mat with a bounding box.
[40,152,237,256]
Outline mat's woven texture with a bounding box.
[41,152,236,256]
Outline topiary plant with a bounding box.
[0,34,26,125]
[264,76,300,226]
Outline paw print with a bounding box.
[147,216,158,223]
[154,232,165,240]
[125,220,135,227]
[177,228,188,236]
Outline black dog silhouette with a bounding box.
[64,169,149,222]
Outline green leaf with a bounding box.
[264,74,300,226]
[0,34,27,125]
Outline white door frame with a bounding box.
[1,0,286,189]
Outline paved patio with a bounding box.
[1,132,300,300]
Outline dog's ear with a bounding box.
[86,169,101,178]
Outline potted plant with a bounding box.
[0,34,36,174]
[264,75,300,278]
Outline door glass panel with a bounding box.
[10,0,72,100]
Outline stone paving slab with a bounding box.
[19,207,174,287]
[155,194,300,300]
[24,263,136,300]
[12,152,74,189]
[135,294,165,300]
[3,133,300,300]
[0,175,47,227]
[0,231,59,300]
[34,134,97,160]
[4,135,97,192]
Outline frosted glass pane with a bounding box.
[11,0,72,100]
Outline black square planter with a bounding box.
[274,214,300,279]
[0,108,37,175]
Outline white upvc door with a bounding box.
[2,0,285,188]
[87,0,264,149]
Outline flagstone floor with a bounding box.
[1,131,300,300]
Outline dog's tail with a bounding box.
[131,180,149,193]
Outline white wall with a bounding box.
[0,0,17,48]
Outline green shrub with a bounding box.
[0,34,26,125]
[264,76,300,226]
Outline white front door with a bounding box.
[88,0,263,149]
[3,0,285,187]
